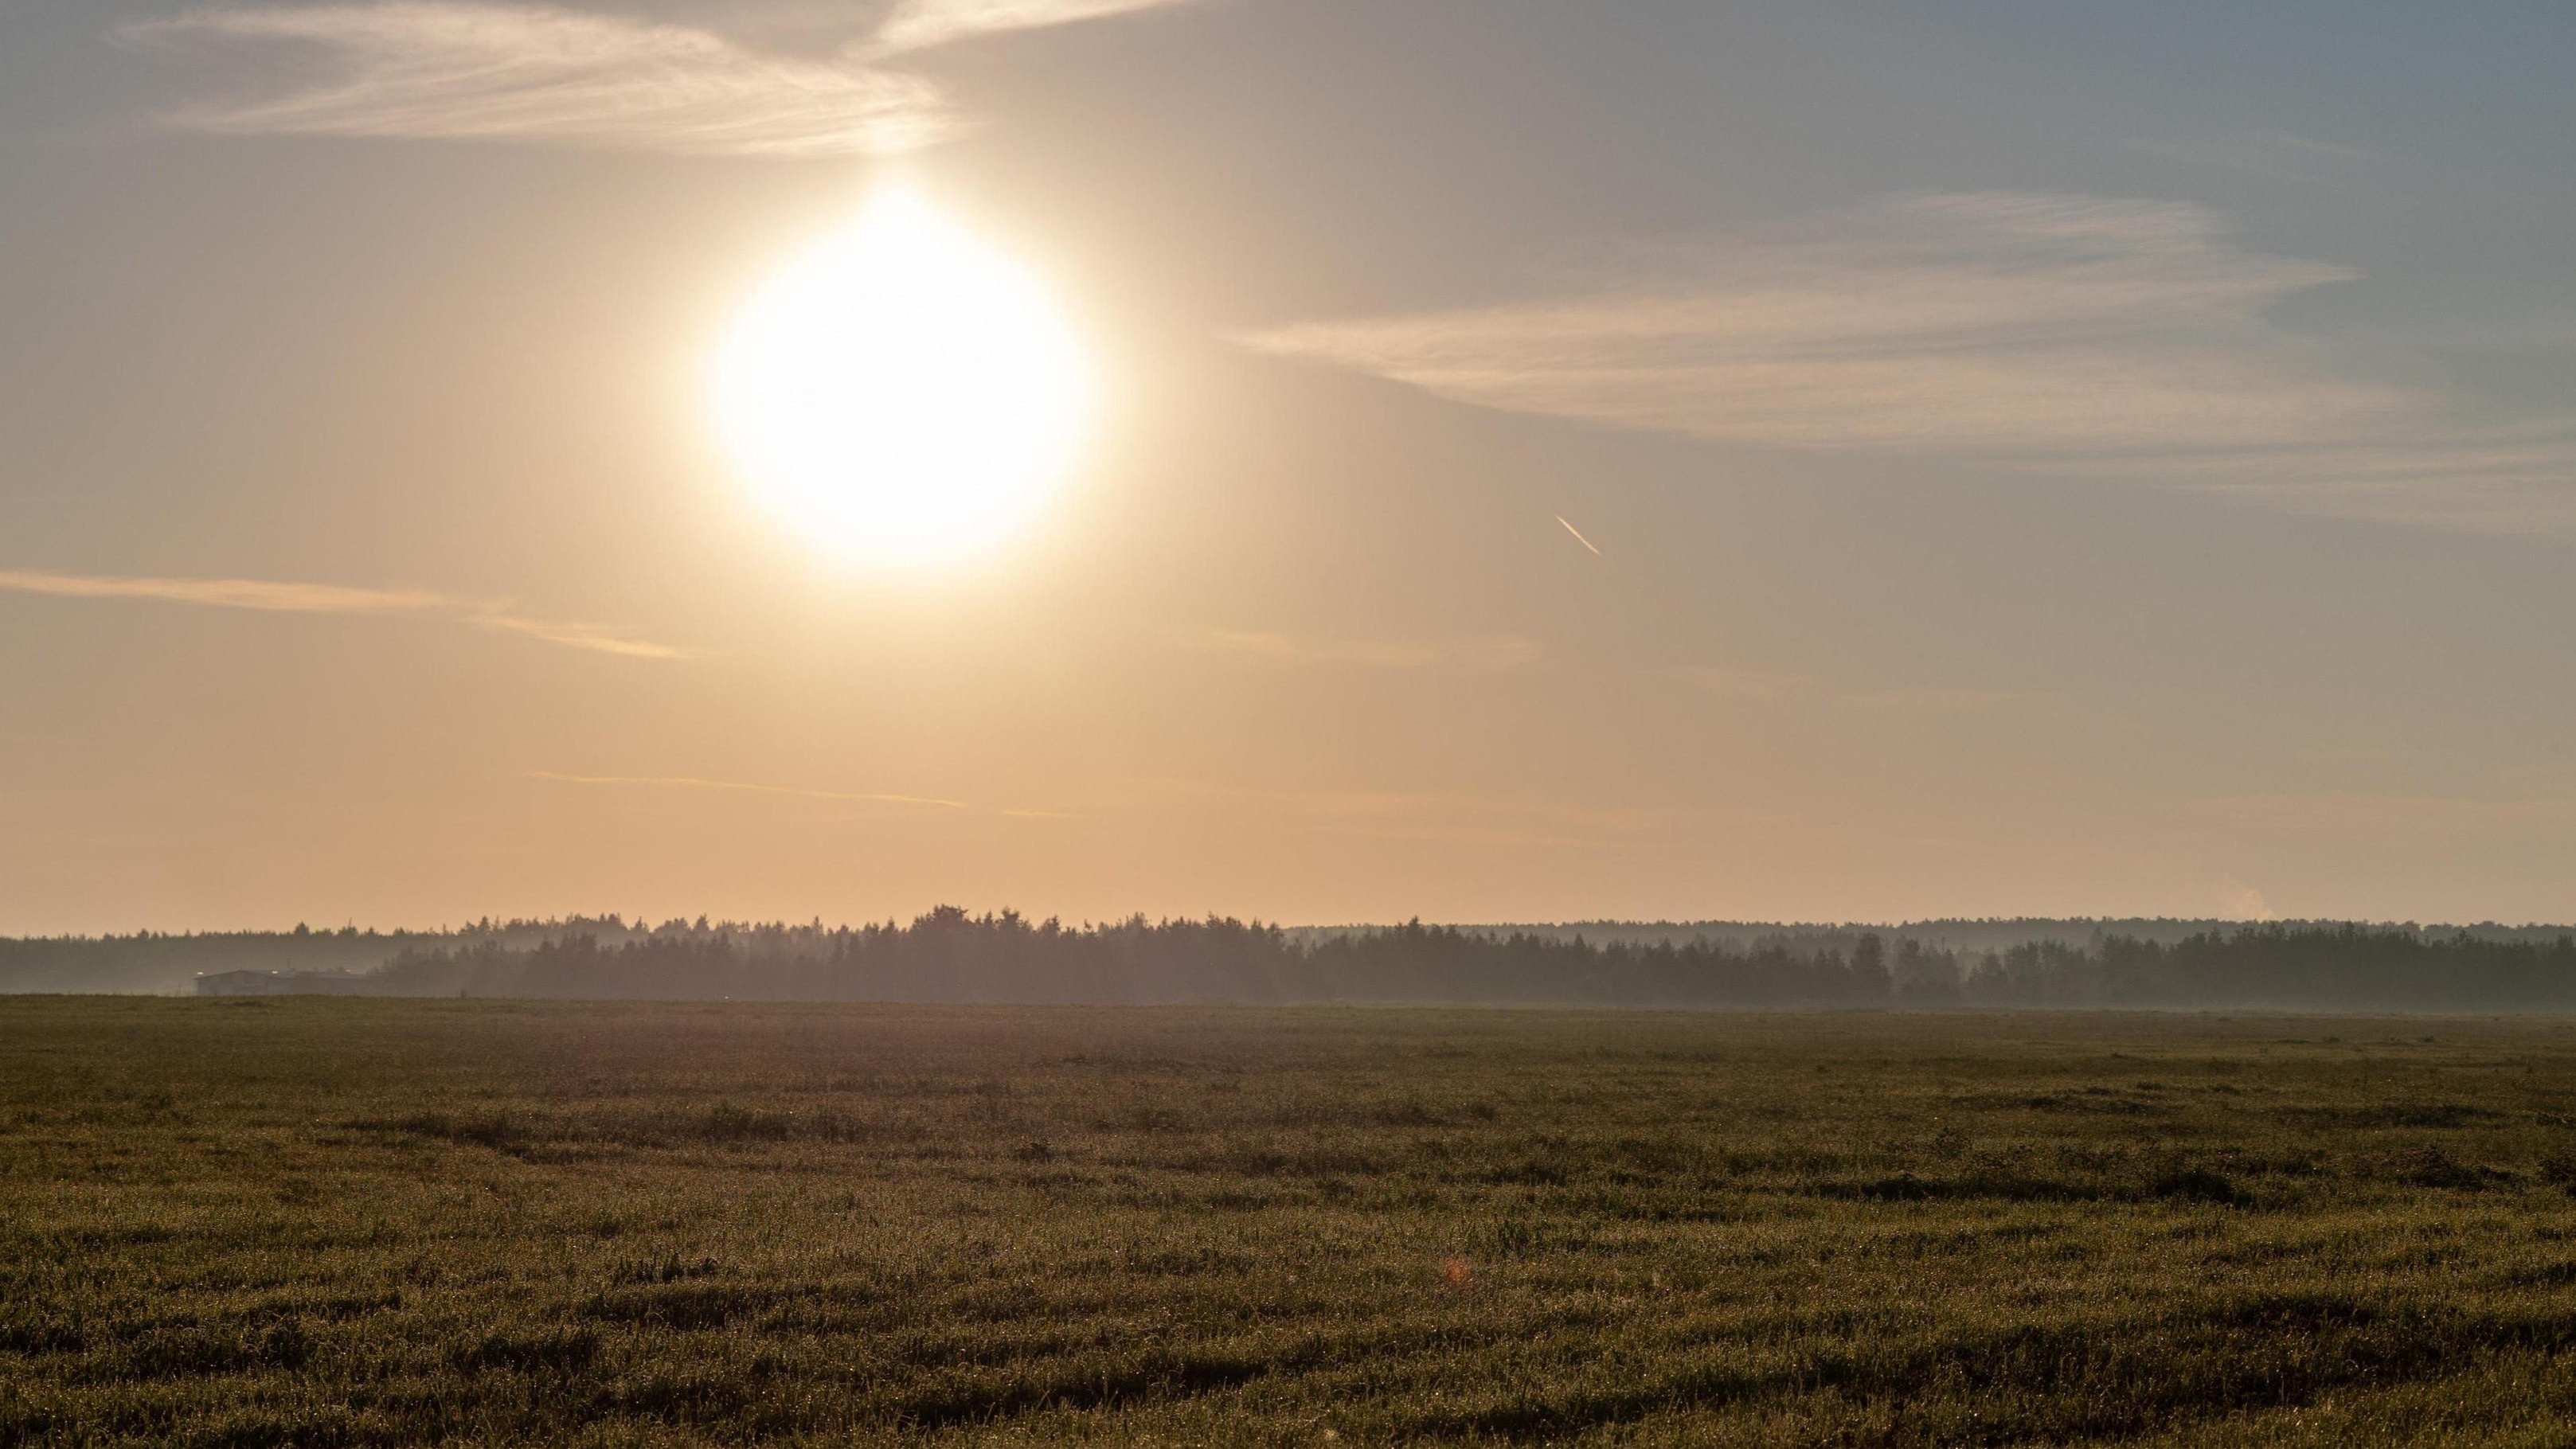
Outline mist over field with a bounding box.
[12,912,2576,1012]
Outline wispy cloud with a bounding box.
[869,0,1200,54]
[527,771,1067,818]
[119,2,953,156]
[1243,193,2382,453]
[467,612,685,660]
[1196,628,1544,671]
[0,568,681,659]
[0,570,451,615]
[117,0,1215,156]
[1242,192,2576,533]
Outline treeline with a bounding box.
[1402,917,2576,954]
[352,910,2576,1011]
[0,917,644,996]
[13,912,2576,1008]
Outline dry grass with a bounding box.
[8,999,2576,1446]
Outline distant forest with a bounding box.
[7,910,2576,1010]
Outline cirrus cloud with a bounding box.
[0,567,683,659]
[115,0,1215,157]
[1241,192,2576,534]
[118,2,944,158]
[1242,193,2390,455]
[869,0,1203,54]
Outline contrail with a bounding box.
[1555,516,1602,555]
[0,567,683,658]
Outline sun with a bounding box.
[711,191,1090,567]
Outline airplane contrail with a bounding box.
[1555,516,1602,555]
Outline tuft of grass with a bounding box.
[450,1327,599,1376]
[2150,1164,2249,1205]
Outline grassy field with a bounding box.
[10,1001,2576,1446]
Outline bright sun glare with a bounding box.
[713,191,1089,567]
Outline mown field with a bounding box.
[10,1001,2576,1447]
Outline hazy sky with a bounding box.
[6,0,2576,934]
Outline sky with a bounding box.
[5,0,2576,934]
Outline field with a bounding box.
[10,1002,2576,1446]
